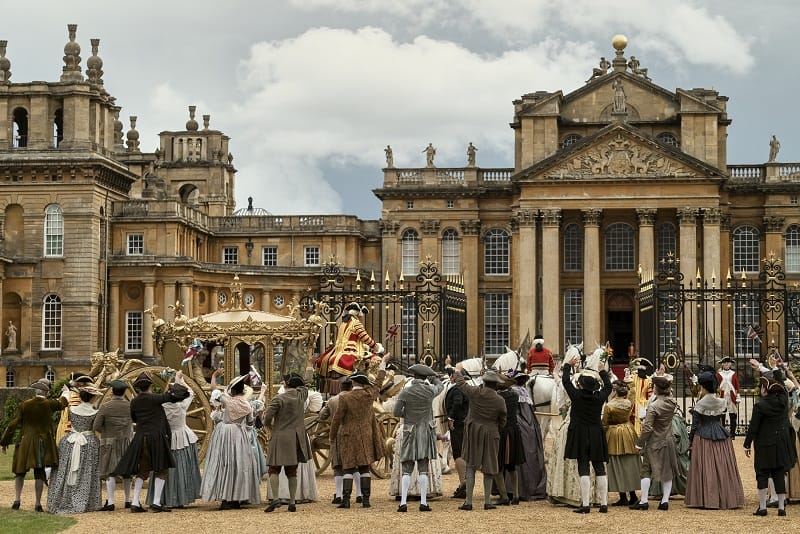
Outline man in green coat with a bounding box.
[1,379,69,511]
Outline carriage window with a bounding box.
[605,222,635,271]
[126,311,143,353]
[656,222,676,263]
[786,225,800,273]
[733,225,759,274]
[441,229,460,275]
[656,132,680,148]
[484,293,509,356]
[563,223,582,272]
[563,289,583,348]
[42,294,62,350]
[402,229,420,276]
[484,229,510,275]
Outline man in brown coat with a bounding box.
[93,379,133,510]
[1,379,69,512]
[330,353,390,509]
[632,374,679,511]
[319,377,355,505]
[453,366,509,510]
[262,373,312,513]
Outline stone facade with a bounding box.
[1,28,800,385]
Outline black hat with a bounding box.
[717,356,735,365]
[133,371,153,388]
[345,302,368,315]
[578,370,601,391]
[481,369,505,385]
[407,364,436,377]
[651,374,673,391]
[168,382,189,397]
[697,363,716,375]
[286,374,305,388]
[349,371,372,385]
[697,371,718,392]
[108,379,128,395]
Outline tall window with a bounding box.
[126,311,143,352]
[656,222,676,263]
[441,229,460,275]
[484,229,510,275]
[401,299,417,361]
[304,245,320,266]
[262,246,278,267]
[605,222,635,271]
[786,225,800,273]
[733,295,761,357]
[42,294,62,350]
[484,293,509,355]
[563,289,583,347]
[733,225,760,274]
[223,246,238,265]
[44,205,64,257]
[5,369,15,387]
[563,223,582,271]
[401,229,420,275]
[127,233,144,255]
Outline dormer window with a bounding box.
[561,134,582,149]
[657,132,680,148]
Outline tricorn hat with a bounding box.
[407,364,436,377]
[481,369,506,385]
[631,357,654,371]
[133,371,153,388]
[108,379,128,394]
[578,369,602,391]
[697,363,716,375]
[349,371,372,385]
[30,378,51,394]
[345,302,368,315]
[717,356,735,365]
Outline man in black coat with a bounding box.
[113,371,190,513]
[445,366,469,498]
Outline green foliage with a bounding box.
[0,508,76,533]
[50,377,72,425]
[0,396,21,443]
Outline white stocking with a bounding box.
[661,479,672,504]
[579,476,591,507]
[132,477,144,507]
[153,477,166,506]
[354,471,363,497]
[123,478,131,502]
[106,477,116,505]
[768,478,777,501]
[419,474,429,506]
[758,487,768,509]
[400,474,411,505]
[639,478,651,504]
[334,475,343,498]
[597,475,608,506]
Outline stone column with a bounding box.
[164,283,176,322]
[261,289,271,312]
[515,209,537,346]
[460,219,481,356]
[109,282,120,351]
[179,283,192,315]
[540,209,561,349]
[193,285,200,316]
[763,215,786,259]
[678,208,698,355]
[582,209,603,346]
[703,208,723,348]
[636,208,657,279]
[143,282,154,358]
[210,288,219,313]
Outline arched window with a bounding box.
[45,367,56,383]
[401,229,420,276]
[786,225,800,273]
[605,222,635,271]
[441,229,460,275]
[42,294,62,350]
[484,229,510,275]
[656,132,680,148]
[657,222,677,263]
[44,204,64,257]
[12,107,28,148]
[563,223,582,271]
[733,225,760,274]
[5,369,15,388]
[561,134,582,149]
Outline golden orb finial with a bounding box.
[612,34,628,51]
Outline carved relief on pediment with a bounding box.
[543,134,696,179]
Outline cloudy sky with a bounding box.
[3,1,797,219]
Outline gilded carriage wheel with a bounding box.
[100,365,215,462]
[306,414,331,475]
[370,412,400,479]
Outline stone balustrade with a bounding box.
[384,167,513,186]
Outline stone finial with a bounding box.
[61,24,84,82]
[126,116,140,152]
[0,40,11,83]
[203,114,210,130]
[186,105,199,131]
[113,109,124,147]
[86,38,104,86]
[611,34,628,73]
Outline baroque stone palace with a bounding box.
[1,27,799,385]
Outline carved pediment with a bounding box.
[542,133,696,180]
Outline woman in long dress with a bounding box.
[200,375,261,509]
[147,371,201,508]
[46,388,103,514]
[506,372,547,501]
[602,379,640,506]
[685,371,745,509]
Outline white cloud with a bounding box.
[226,27,596,214]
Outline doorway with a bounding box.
[606,290,635,378]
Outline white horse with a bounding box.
[525,343,584,440]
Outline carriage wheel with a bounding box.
[306,414,332,475]
[101,365,215,462]
[370,412,399,479]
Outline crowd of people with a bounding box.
[1,333,799,520]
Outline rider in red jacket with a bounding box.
[527,334,555,375]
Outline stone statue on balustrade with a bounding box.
[5,321,16,351]
[768,135,781,163]
[422,143,436,167]
[627,56,649,79]
[612,79,627,113]
[586,57,611,82]
[385,145,394,168]
[467,142,477,167]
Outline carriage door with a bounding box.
[606,290,635,379]
[234,342,251,376]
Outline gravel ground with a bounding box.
[0,440,797,534]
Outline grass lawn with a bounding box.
[0,508,75,533]
[0,449,33,481]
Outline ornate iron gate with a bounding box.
[638,252,800,435]
[304,258,466,371]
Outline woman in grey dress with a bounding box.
[47,388,103,514]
